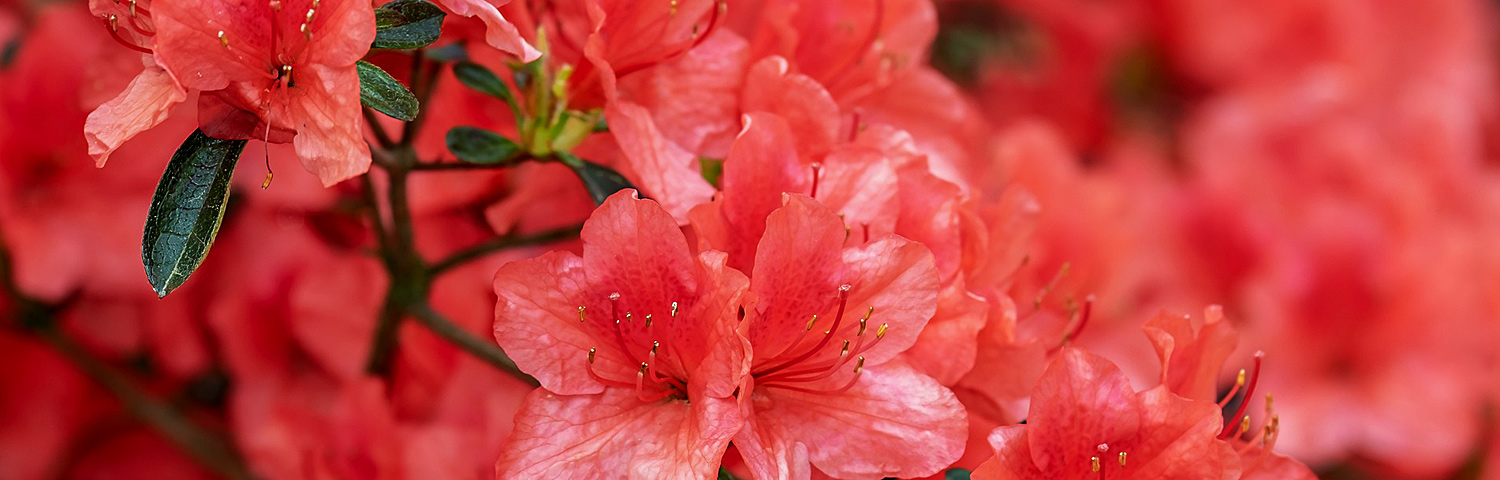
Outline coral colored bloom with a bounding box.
[152,0,375,185]
[732,194,964,480]
[973,348,1238,480]
[492,190,748,478]
[429,0,539,61]
[83,0,188,165]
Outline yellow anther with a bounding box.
[587,347,597,363]
[852,356,865,374]
[1119,452,1127,467]
[644,314,653,327]
[858,317,867,336]
[261,172,273,189]
[1090,456,1101,472]
[107,14,118,31]
[875,323,888,339]
[625,312,633,322]
[269,0,281,10]
[128,0,137,17]
[300,23,311,40]
[670,301,679,317]
[651,341,659,354]
[1265,393,1275,411]
[1239,416,1251,435]
[217,30,229,47]
[305,8,315,22]
[839,340,850,356]
[638,362,649,374]
[805,314,818,331]
[1236,369,1247,386]
[669,0,678,15]
[577,306,586,323]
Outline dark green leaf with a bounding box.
[424,43,468,62]
[944,468,972,480]
[698,157,723,188]
[558,152,636,205]
[372,0,445,49]
[357,60,419,121]
[142,129,247,298]
[717,467,739,480]
[445,126,521,165]
[452,61,520,120]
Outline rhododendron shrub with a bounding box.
[1,0,1496,479]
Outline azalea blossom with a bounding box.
[729,194,964,480]
[492,190,748,478]
[151,0,375,185]
[973,347,1239,480]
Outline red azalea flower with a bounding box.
[973,347,1239,480]
[83,0,188,165]
[151,0,375,185]
[731,194,964,480]
[491,190,748,477]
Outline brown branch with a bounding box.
[405,301,538,387]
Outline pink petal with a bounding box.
[754,361,966,479]
[901,280,988,385]
[1025,348,1140,472]
[746,194,848,360]
[971,425,1043,480]
[716,112,811,270]
[1141,306,1240,402]
[604,102,716,222]
[152,0,277,91]
[1127,387,1238,479]
[741,57,840,156]
[689,250,753,398]
[301,0,377,68]
[277,64,372,186]
[496,387,740,479]
[813,145,900,240]
[432,0,540,61]
[837,234,940,365]
[492,251,600,395]
[84,63,186,166]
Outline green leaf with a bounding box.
[558,152,637,205]
[944,468,972,480]
[445,126,521,165]
[142,130,247,298]
[357,60,419,121]
[452,61,520,120]
[717,467,739,480]
[372,0,445,49]
[698,157,723,188]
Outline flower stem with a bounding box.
[405,301,538,387]
[427,224,581,277]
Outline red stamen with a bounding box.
[1217,369,1247,408]
[103,17,153,54]
[1046,295,1093,355]
[585,348,635,388]
[755,285,853,376]
[1219,352,1264,439]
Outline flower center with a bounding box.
[579,293,687,402]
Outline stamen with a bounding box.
[583,347,634,388]
[1047,295,1094,355]
[270,0,281,10]
[1033,262,1071,309]
[669,0,678,15]
[875,323,888,338]
[300,23,311,40]
[218,30,228,47]
[103,16,154,54]
[1219,352,1264,439]
[128,0,137,17]
[578,305,586,323]
[1118,452,1127,467]
[805,314,819,331]
[809,163,823,198]
[1090,457,1100,473]
[755,285,854,376]
[644,314,653,328]
[857,306,874,335]
[305,8,315,22]
[1218,369,1247,407]
[670,301,679,317]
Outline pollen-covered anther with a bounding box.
[857,306,874,335]
[851,356,865,374]
[644,314,653,327]
[1090,456,1101,473]
[669,301,679,317]
[587,347,597,363]
[624,312,633,323]
[107,14,119,31]
[217,30,228,47]
[577,305,586,323]
[305,8,316,22]
[300,23,311,40]
[875,323,888,339]
[1118,451,1127,467]
[128,0,137,17]
[805,314,819,331]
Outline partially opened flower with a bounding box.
[83,0,188,165]
[152,0,375,185]
[731,194,964,480]
[491,190,748,478]
[973,347,1239,480]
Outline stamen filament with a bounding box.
[1219,352,1264,439]
[755,285,853,376]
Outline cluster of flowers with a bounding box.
[0,0,1496,478]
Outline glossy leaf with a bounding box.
[558,152,637,205]
[372,0,445,49]
[446,126,521,165]
[357,60,419,121]
[142,130,247,298]
[453,61,520,120]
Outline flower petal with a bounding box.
[496,387,740,479]
[755,361,966,479]
[432,0,540,61]
[84,64,186,166]
[838,234,940,365]
[278,64,372,186]
[1025,348,1140,472]
[604,102,716,222]
[493,251,599,395]
[746,193,847,360]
